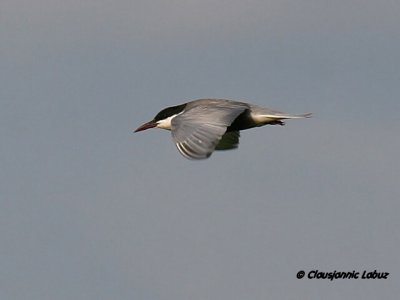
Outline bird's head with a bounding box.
[134,103,187,132]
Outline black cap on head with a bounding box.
[153,103,187,121]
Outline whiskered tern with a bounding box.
[135,99,311,160]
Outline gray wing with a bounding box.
[171,104,247,159]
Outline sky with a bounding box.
[1,0,400,299]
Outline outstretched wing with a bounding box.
[171,104,247,159]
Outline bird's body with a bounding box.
[135,99,311,160]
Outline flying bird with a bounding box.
[135,99,311,160]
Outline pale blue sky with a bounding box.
[1,1,399,299]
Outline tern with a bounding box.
[135,99,311,160]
